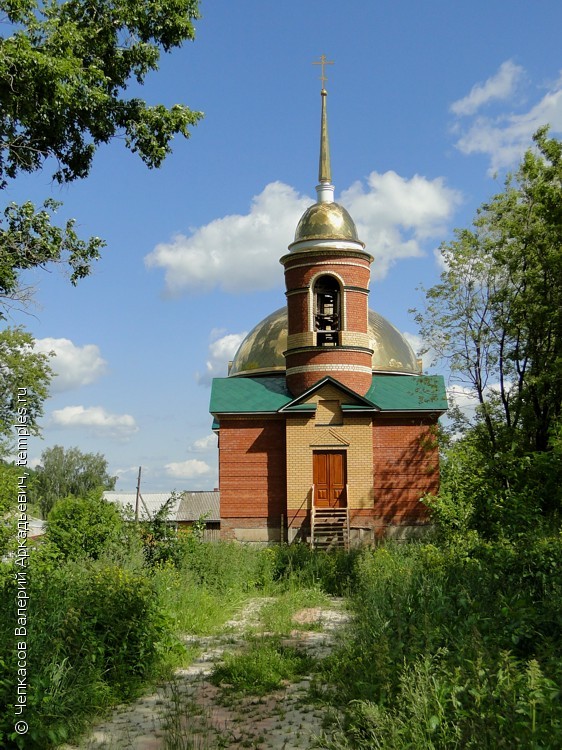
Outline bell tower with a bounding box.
[280,76,374,397]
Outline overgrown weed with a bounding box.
[257,586,331,635]
[318,537,562,749]
[211,637,315,696]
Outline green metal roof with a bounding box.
[210,374,447,416]
[210,376,292,413]
[365,375,448,412]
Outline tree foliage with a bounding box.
[416,128,562,455]
[0,460,20,553]
[0,199,105,316]
[416,129,562,532]
[0,0,203,186]
[0,326,52,452]
[0,0,203,310]
[0,0,204,451]
[34,444,116,517]
[46,491,124,559]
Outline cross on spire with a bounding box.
[313,54,334,91]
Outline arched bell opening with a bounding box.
[314,274,341,346]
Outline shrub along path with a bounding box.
[60,596,350,750]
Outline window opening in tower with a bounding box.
[314,275,340,346]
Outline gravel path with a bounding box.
[60,597,350,750]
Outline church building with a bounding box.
[209,80,447,546]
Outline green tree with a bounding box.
[0,199,105,317]
[0,327,52,453]
[415,128,562,530]
[34,445,116,517]
[0,461,19,554]
[46,491,124,559]
[0,0,204,462]
[0,0,203,308]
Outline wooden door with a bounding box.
[313,451,347,508]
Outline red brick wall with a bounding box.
[219,418,286,520]
[286,347,373,396]
[344,290,368,330]
[283,254,371,292]
[287,369,372,397]
[217,414,440,537]
[287,291,308,333]
[372,417,440,525]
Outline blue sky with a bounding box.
[6,0,562,492]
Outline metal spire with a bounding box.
[319,86,331,184]
[312,55,335,203]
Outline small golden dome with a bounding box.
[293,202,359,243]
[229,307,420,377]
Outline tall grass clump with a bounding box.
[0,547,178,750]
[320,537,562,749]
[152,537,276,636]
[211,637,315,696]
[267,542,361,595]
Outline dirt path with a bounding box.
[62,596,350,750]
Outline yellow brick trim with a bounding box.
[286,411,374,512]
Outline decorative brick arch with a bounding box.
[307,270,346,332]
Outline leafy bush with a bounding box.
[46,491,125,560]
[0,553,177,749]
[268,542,361,595]
[319,539,562,749]
[323,652,561,749]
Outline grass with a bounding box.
[316,538,562,749]
[162,680,230,750]
[211,637,316,696]
[256,586,332,635]
[152,563,251,636]
[12,532,561,749]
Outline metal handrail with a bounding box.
[345,484,350,550]
[310,485,316,548]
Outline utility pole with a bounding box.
[135,466,142,522]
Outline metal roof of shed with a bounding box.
[177,491,220,522]
[103,492,180,521]
[103,491,220,523]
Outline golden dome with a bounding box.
[229,306,421,377]
[293,202,359,244]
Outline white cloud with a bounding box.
[196,329,247,385]
[447,384,479,412]
[340,171,462,279]
[51,405,138,439]
[114,465,140,480]
[33,338,107,393]
[451,66,562,173]
[145,182,311,295]
[147,174,461,294]
[165,459,212,479]
[450,60,524,116]
[189,434,217,452]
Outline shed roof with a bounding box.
[177,491,220,522]
[103,492,180,521]
[103,491,220,523]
